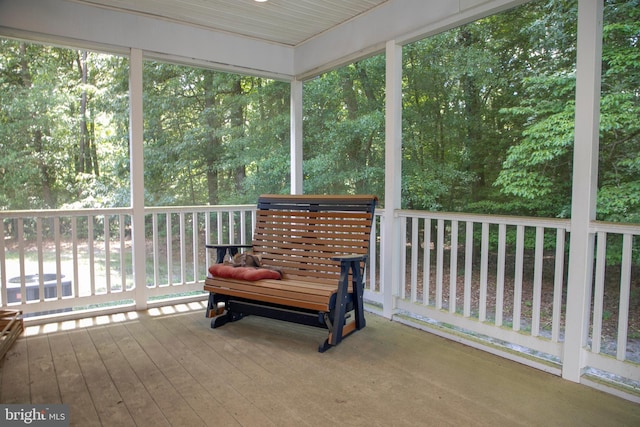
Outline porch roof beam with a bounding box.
[0,0,295,80]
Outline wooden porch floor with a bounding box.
[1,302,639,426]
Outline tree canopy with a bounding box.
[1,0,638,225]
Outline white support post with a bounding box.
[563,0,603,382]
[129,48,147,310]
[290,79,303,195]
[382,40,403,319]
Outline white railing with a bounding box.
[1,208,136,314]
[585,221,640,385]
[0,205,255,316]
[363,209,639,394]
[384,211,570,370]
[144,205,255,299]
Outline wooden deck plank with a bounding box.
[0,335,30,403]
[156,311,281,426]
[123,319,243,427]
[169,311,327,426]
[129,314,245,426]
[104,322,207,427]
[26,335,62,404]
[67,329,136,426]
[200,312,391,425]
[194,317,346,425]
[175,312,326,426]
[48,333,101,427]
[1,306,639,427]
[86,325,171,427]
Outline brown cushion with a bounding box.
[208,264,281,281]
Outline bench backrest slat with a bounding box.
[252,195,377,282]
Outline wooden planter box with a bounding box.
[0,309,23,361]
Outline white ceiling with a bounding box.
[73,0,390,47]
[1,0,528,79]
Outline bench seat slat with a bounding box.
[204,277,350,312]
[206,288,328,312]
[205,277,341,296]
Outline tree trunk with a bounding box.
[231,77,246,193]
[78,50,91,174]
[203,72,220,205]
[20,43,55,207]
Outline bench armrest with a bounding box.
[331,254,367,263]
[206,244,253,264]
[331,254,368,279]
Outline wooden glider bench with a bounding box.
[203,194,378,352]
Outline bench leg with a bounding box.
[206,293,249,329]
[211,312,230,328]
[211,310,246,328]
[319,339,331,353]
[206,292,216,318]
[319,321,358,352]
[206,293,236,328]
[206,292,229,318]
[329,261,350,347]
[319,259,367,352]
[351,260,367,330]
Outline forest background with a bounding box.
[0,0,638,226]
